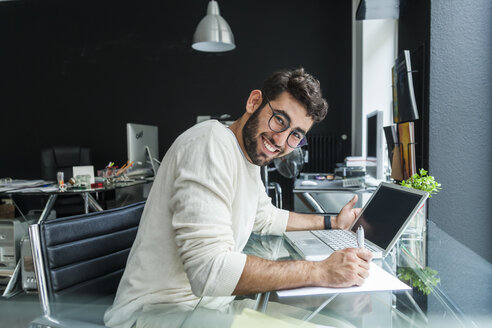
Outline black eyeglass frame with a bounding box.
[263,94,308,148]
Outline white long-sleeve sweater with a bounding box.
[104,120,289,328]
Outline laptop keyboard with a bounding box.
[312,230,379,252]
[342,178,365,188]
[312,230,357,250]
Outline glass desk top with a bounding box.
[182,220,491,328]
[3,219,490,328]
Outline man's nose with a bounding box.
[272,129,290,147]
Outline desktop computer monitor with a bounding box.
[366,110,384,180]
[126,123,159,176]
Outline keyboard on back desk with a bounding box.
[342,178,365,188]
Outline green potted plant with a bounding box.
[400,168,442,197]
[400,168,441,254]
[397,169,441,292]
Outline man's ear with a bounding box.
[245,90,263,114]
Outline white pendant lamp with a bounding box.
[192,1,235,52]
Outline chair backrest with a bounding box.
[41,146,92,181]
[29,201,145,325]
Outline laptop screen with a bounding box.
[350,184,424,250]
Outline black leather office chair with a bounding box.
[41,146,92,181]
[29,201,145,327]
[41,146,93,217]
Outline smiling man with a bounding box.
[104,68,372,328]
[239,90,313,165]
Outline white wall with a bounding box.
[352,10,397,177]
[361,19,397,135]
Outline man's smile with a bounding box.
[261,135,280,154]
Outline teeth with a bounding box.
[263,139,277,152]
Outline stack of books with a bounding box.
[344,156,377,167]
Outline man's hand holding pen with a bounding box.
[313,247,372,287]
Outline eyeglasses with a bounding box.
[264,95,307,148]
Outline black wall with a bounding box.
[0,0,353,180]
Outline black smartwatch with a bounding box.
[324,215,332,230]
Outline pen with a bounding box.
[116,161,134,176]
[357,226,365,249]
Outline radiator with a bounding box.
[304,134,342,173]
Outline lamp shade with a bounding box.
[192,1,235,52]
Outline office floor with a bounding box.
[0,291,41,328]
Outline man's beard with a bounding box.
[242,109,283,166]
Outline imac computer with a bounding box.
[126,123,159,176]
[366,110,384,180]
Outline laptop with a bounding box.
[284,182,428,261]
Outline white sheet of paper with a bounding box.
[276,263,410,297]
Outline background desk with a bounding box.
[3,179,153,222]
[0,179,153,298]
[293,178,375,214]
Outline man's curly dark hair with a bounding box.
[261,67,329,123]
